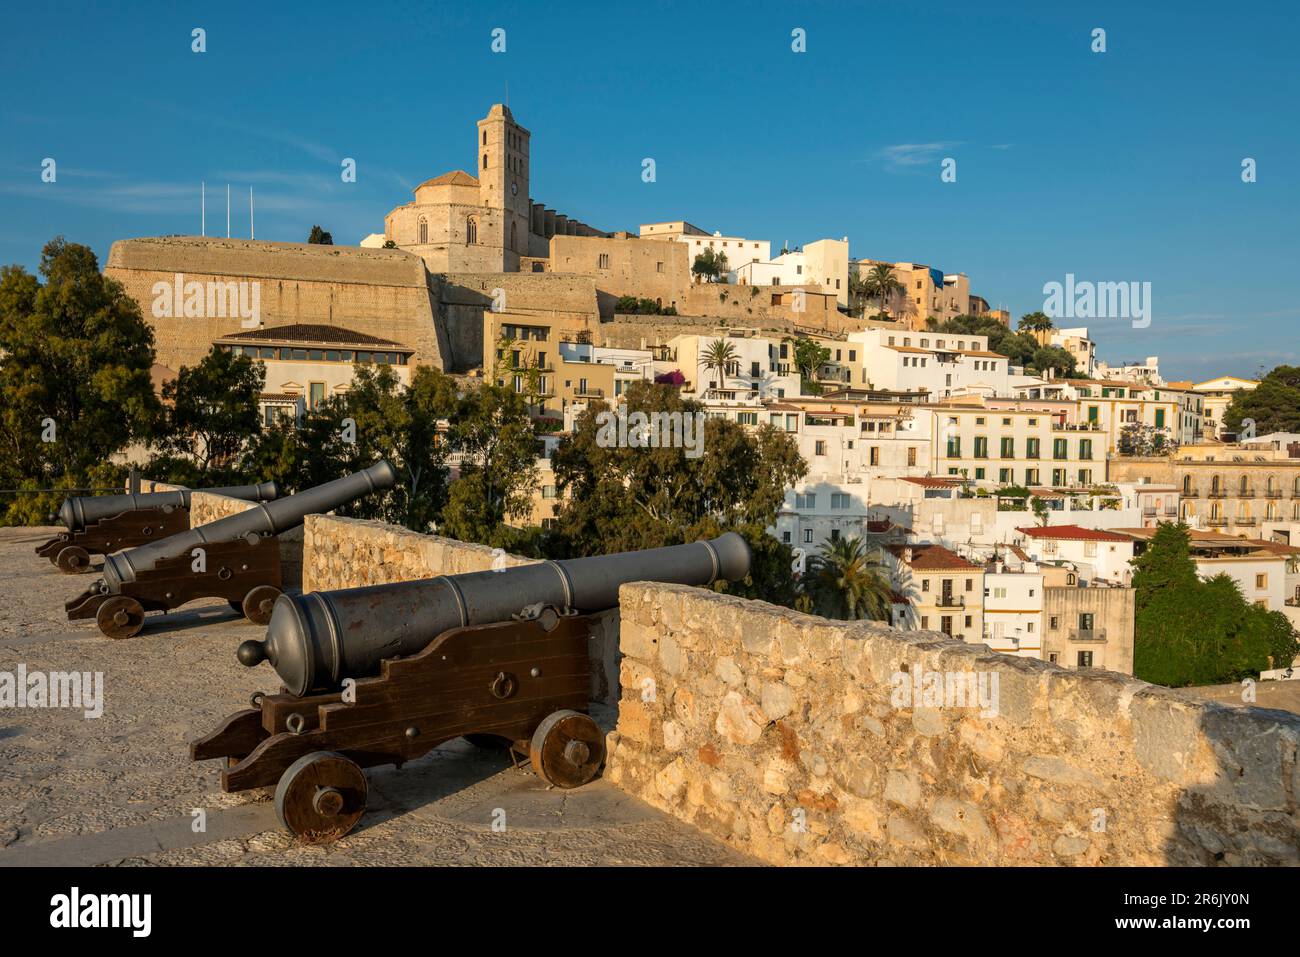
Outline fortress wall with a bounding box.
[300,514,618,705]
[605,582,1300,866]
[186,491,302,591]
[105,238,446,372]
[439,272,600,372]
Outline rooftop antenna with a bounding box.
[201,181,205,236]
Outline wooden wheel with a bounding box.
[274,751,367,844]
[96,595,145,639]
[241,585,281,625]
[463,733,513,750]
[56,545,92,574]
[529,710,604,789]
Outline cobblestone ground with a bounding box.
[0,528,753,866]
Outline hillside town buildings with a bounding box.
[91,100,1295,677]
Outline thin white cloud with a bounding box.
[874,142,961,171]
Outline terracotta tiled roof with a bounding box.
[416,169,479,190]
[218,323,409,349]
[1017,525,1131,543]
[901,477,961,488]
[887,543,981,571]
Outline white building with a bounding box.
[1012,525,1136,586]
[669,331,800,401]
[637,221,770,277]
[982,557,1045,658]
[847,327,1013,398]
[734,238,850,307]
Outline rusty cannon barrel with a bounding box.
[238,531,752,695]
[101,462,397,590]
[58,482,279,531]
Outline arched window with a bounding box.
[1294,476,1300,495]
[1239,474,1249,494]
[483,153,489,169]
[417,217,427,244]
[1266,475,1276,493]
[1267,502,1278,520]
[1211,474,1222,493]
[1182,475,1191,495]
[466,217,477,245]
[509,221,517,251]
[483,130,487,145]
[1293,502,1300,520]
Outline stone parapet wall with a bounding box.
[605,582,1300,866]
[300,514,618,704]
[188,492,302,592]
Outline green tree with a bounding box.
[156,345,264,479]
[548,381,807,604]
[860,263,905,318]
[785,336,831,393]
[1029,344,1078,378]
[803,536,893,620]
[691,247,729,283]
[440,383,539,545]
[1131,523,1299,685]
[0,239,160,524]
[1018,311,1054,332]
[1223,365,1300,436]
[307,225,333,245]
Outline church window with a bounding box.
[466,217,477,244]
[483,153,489,169]
[418,217,427,244]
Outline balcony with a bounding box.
[574,386,605,398]
[1264,489,1283,499]
[1184,488,1200,497]
[1162,508,1179,517]
[1235,517,1257,526]
[1142,507,1157,517]
[1070,628,1107,642]
[1286,597,1300,608]
[1207,517,1228,527]
[1207,490,1227,499]
[934,595,966,608]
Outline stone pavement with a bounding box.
[0,527,753,866]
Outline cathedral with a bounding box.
[382,104,607,273]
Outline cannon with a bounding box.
[191,532,751,843]
[36,482,280,573]
[65,462,397,639]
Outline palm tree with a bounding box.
[861,263,905,319]
[1018,311,1054,332]
[803,536,894,621]
[702,338,738,393]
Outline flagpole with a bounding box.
[201,181,205,236]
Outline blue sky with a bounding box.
[1,0,1296,381]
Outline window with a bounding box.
[466,217,477,244]
[803,529,813,543]
[1084,541,1098,557]
[1079,439,1092,459]
[782,531,791,543]
[1000,437,1014,458]
[542,485,557,499]
[1049,615,1060,630]
[831,493,850,509]
[1053,438,1068,460]
[309,382,326,409]
[482,153,489,169]
[795,493,817,509]
[907,447,917,467]
[418,217,428,244]
[974,436,988,459]
[946,436,961,457]
[869,446,880,466]
[1077,651,1093,668]
[597,253,610,269]
[1256,574,1267,589]
[815,440,827,456]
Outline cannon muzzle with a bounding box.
[102,462,397,588]
[240,531,751,695]
[58,481,279,531]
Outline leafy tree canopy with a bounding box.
[0,238,160,523]
[307,225,333,245]
[1223,365,1300,436]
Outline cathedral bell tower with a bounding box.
[476,104,530,267]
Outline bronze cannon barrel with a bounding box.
[101,462,398,590]
[58,482,280,531]
[238,532,752,695]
